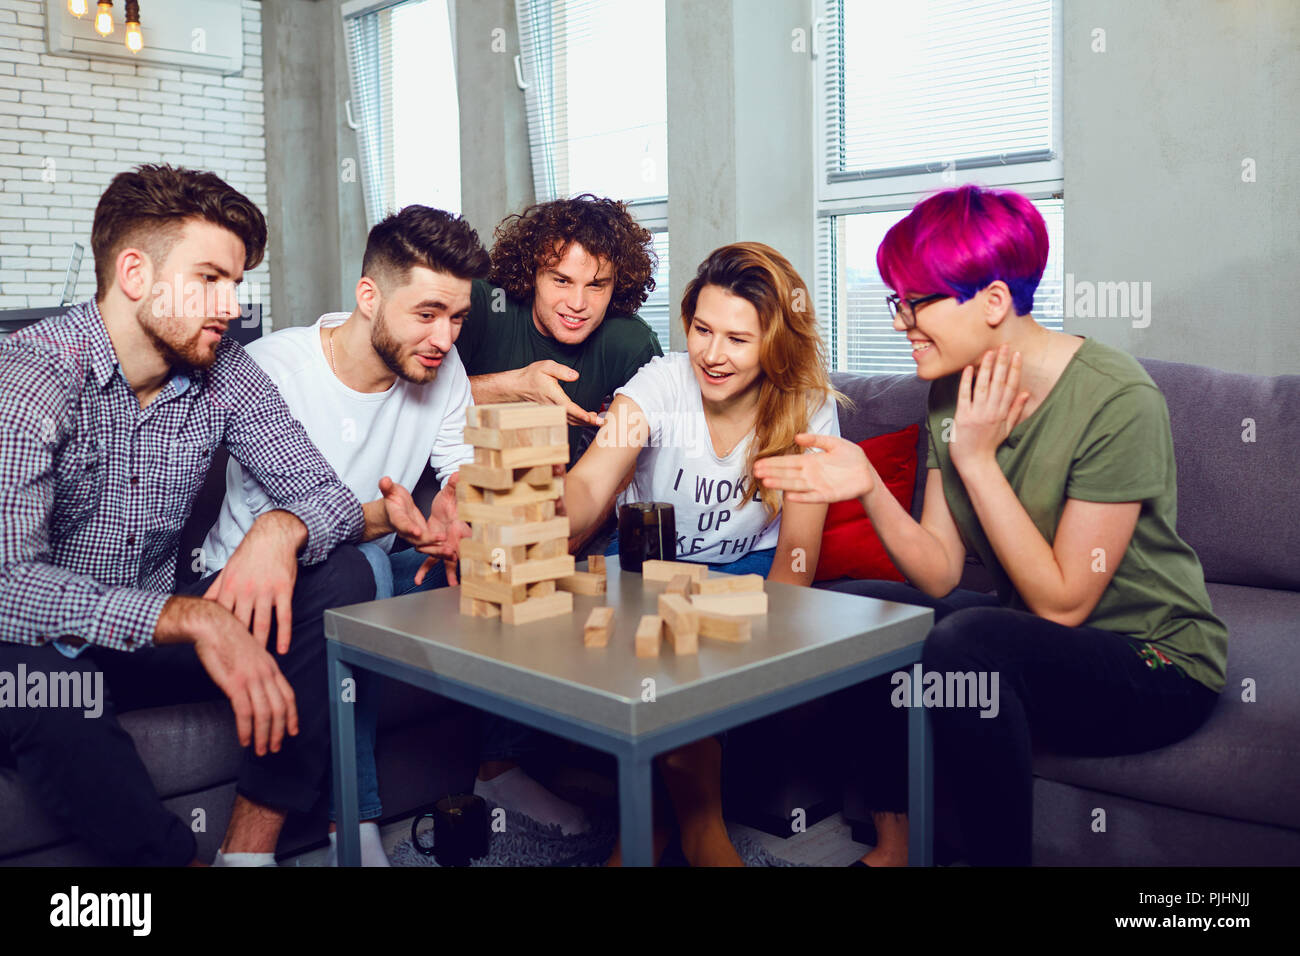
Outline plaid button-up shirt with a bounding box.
[0,300,364,653]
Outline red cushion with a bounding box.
[814,424,919,582]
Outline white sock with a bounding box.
[473,766,589,836]
[326,821,391,867]
[212,849,277,867]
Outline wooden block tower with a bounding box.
[456,402,575,625]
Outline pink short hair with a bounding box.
[876,184,1049,316]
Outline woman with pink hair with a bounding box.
[755,184,1226,867]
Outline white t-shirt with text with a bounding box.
[613,351,840,564]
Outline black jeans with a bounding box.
[0,544,375,866]
[817,579,1221,866]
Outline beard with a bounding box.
[371,301,439,385]
[136,301,220,371]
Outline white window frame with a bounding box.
[811,0,1064,373]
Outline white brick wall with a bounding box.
[0,0,271,324]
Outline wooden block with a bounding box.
[458,462,515,491]
[555,571,606,596]
[459,540,527,566]
[666,573,691,596]
[526,537,569,560]
[462,574,528,605]
[463,424,564,451]
[697,610,752,643]
[500,590,572,625]
[460,556,573,588]
[459,594,500,618]
[635,615,662,658]
[482,478,562,506]
[456,480,485,503]
[657,593,699,655]
[689,591,768,616]
[693,573,764,595]
[478,517,569,547]
[527,579,556,597]
[583,606,614,647]
[641,559,707,584]
[459,498,556,526]
[587,554,606,574]
[467,402,565,431]
[475,445,569,469]
[520,465,554,487]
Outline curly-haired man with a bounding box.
[454,194,662,833]
[457,194,663,467]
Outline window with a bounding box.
[815,0,1064,373]
[344,0,461,227]
[516,0,671,346]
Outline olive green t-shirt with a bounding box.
[456,279,663,467]
[925,336,1228,692]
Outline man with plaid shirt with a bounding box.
[0,165,375,866]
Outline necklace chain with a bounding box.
[328,326,338,375]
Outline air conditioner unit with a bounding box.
[45,0,245,76]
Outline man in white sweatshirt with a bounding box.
[203,205,487,864]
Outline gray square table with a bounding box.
[324,556,935,867]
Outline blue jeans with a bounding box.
[330,543,449,822]
[602,537,777,577]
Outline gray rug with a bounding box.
[390,801,803,867]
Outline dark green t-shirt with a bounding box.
[925,336,1228,692]
[456,279,663,467]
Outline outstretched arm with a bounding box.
[754,437,966,597]
[564,394,648,542]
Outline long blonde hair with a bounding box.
[680,242,847,517]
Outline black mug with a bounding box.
[617,502,676,573]
[411,793,489,866]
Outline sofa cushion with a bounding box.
[831,372,930,522]
[1137,359,1300,590]
[815,424,917,582]
[1033,582,1300,830]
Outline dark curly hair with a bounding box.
[488,194,657,316]
[362,205,490,292]
[92,163,267,298]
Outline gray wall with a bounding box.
[1063,0,1300,375]
[262,0,367,328]
[452,0,535,250]
[666,0,815,350]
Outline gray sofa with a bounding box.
[830,359,1300,866]
[2,351,1296,866]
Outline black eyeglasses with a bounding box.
[885,292,949,329]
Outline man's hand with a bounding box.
[157,596,299,757]
[516,360,603,427]
[204,510,305,654]
[379,475,470,586]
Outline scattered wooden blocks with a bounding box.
[666,573,692,596]
[584,606,614,647]
[556,571,606,596]
[689,591,768,616]
[694,573,764,595]
[657,593,699,655]
[458,403,573,626]
[641,559,708,584]
[635,615,662,658]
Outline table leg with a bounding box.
[617,753,655,867]
[907,698,935,866]
[328,646,361,868]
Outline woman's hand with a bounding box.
[949,344,1030,473]
[753,433,874,504]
